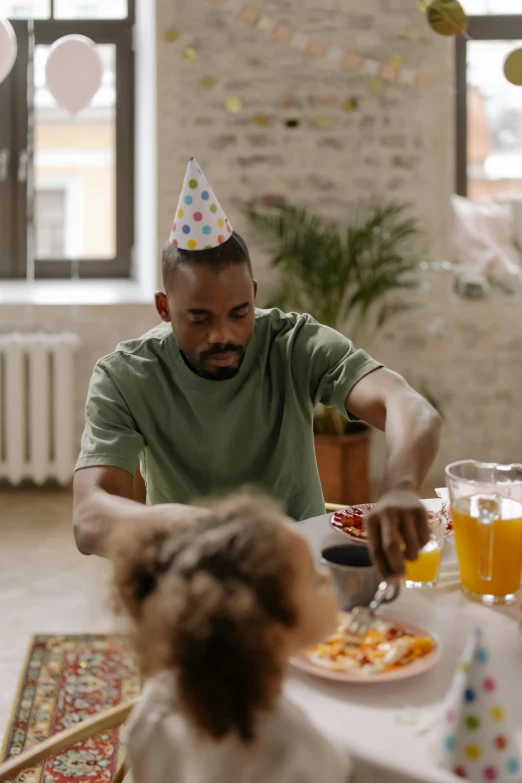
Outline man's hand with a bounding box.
[365,489,430,580]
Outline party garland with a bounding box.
[165,34,410,127]
[208,0,436,89]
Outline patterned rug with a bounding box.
[1,635,141,782]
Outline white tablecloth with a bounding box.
[287,500,522,783]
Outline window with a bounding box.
[36,188,66,257]
[456,10,522,198]
[0,0,134,279]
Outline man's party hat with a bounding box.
[436,628,522,782]
[169,157,233,250]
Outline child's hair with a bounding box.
[110,494,297,742]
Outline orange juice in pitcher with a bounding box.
[446,461,522,605]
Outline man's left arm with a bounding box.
[345,367,442,580]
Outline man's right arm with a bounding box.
[73,466,194,557]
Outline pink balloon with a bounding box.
[45,35,103,115]
[0,17,17,86]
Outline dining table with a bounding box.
[287,499,522,783]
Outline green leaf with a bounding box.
[243,200,425,334]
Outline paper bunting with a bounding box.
[164,28,180,43]
[200,74,217,88]
[182,46,198,63]
[208,0,436,89]
[224,95,242,113]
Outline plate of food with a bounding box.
[291,614,442,683]
[330,503,452,545]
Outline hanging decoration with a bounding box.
[388,52,406,69]
[224,95,243,113]
[182,46,199,63]
[423,0,520,87]
[406,26,424,43]
[504,48,522,87]
[343,98,358,112]
[426,0,469,37]
[200,74,217,89]
[315,113,334,129]
[164,28,180,43]
[45,35,103,115]
[0,17,17,86]
[208,0,436,89]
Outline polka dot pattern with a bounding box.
[440,631,521,782]
[168,157,234,250]
[483,678,496,693]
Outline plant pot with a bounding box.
[314,428,371,506]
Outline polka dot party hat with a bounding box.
[169,157,233,250]
[437,628,522,782]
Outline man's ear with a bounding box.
[253,279,258,300]
[155,292,170,322]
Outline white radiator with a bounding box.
[0,333,80,485]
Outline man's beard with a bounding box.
[182,343,245,381]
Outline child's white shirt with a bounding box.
[127,670,352,783]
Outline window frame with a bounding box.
[0,0,135,280]
[456,15,522,197]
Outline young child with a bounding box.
[110,493,352,783]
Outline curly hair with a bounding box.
[110,494,297,742]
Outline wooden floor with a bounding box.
[0,490,117,751]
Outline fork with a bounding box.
[341,581,397,641]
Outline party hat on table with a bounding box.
[169,157,233,250]
[436,628,522,782]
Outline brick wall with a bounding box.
[156,0,454,285]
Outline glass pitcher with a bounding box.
[446,460,522,605]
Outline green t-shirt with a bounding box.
[77,308,381,521]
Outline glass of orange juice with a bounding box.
[404,514,445,588]
[446,460,522,605]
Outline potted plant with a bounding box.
[245,201,424,505]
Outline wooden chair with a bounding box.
[0,699,138,782]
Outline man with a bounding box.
[74,158,440,579]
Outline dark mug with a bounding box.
[321,544,400,611]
